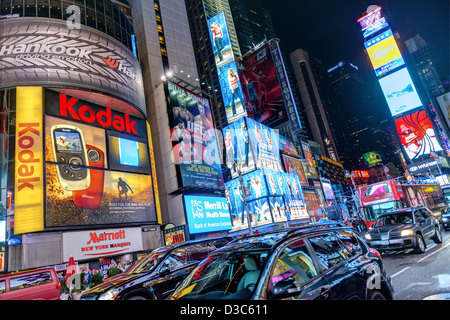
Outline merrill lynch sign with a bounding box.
[0,18,146,115]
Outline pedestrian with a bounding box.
[86,269,93,287]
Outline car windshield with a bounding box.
[126,247,171,274]
[375,212,413,227]
[171,249,269,300]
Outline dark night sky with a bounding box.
[261,0,450,80]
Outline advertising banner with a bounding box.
[183,196,232,234]
[379,67,423,117]
[223,117,256,178]
[14,87,44,234]
[208,12,247,124]
[166,81,223,189]
[435,92,450,130]
[0,18,145,114]
[362,151,384,167]
[225,169,272,232]
[282,154,308,186]
[163,225,186,246]
[279,135,299,156]
[246,117,283,172]
[300,141,319,179]
[240,43,287,128]
[62,227,143,261]
[395,110,443,160]
[358,6,389,39]
[364,29,405,77]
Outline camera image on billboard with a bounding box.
[72,145,105,210]
[51,124,90,191]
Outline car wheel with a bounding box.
[127,295,147,300]
[370,290,386,300]
[414,234,426,254]
[432,227,443,244]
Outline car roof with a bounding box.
[379,206,425,217]
[150,236,233,253]
[215,223,355,254]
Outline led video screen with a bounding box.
[358,6,389,38]
[379,68,423,117]
[395,110,443,160]
[365,29,405,77]
[183,196,232,234]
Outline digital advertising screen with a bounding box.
[282,154,308,186]
[279,135,299,156]
[362,151,384,167]
[300,141,319,179]
[379,68,423,117]
[207,11,235,69]
[246,117,283,172]
[395,110,443,160]
[166,81,223,189]
[208,12,247,124]
[358,6,389,38]
[217,60,248,123]
[225,169,272,232]
[239,43,288,128]
[183,196,232,234]
[364,29,405,77]
[223,117,256,178]
[46,165,157,227]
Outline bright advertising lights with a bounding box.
[358,6,389,38]
[395,110,443,160]
[378,68,423,117]
[364,29,405,77]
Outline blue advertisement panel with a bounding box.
[246,117,283,172]
[217,60,247,124]
[225,169,272,232]
[223,117,256,178]
[184,195,232,234]
[378,67,423,117]
[208,12,247,124]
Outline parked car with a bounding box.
[170,224,393,300]
[365,206,443,254]
[80,237,231,300]
[441,208,450,230]
[0,268,60,300]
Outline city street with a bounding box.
[381,227,450,300]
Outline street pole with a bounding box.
[237,167,253,235]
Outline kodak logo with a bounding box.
[59,93,138,135]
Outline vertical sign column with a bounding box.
[14,87,44,234]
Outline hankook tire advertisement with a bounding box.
[0,18,145,114]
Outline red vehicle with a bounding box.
[358,180,448,228]
[0,268,61,300]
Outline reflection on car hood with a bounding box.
[370,224,414,234]
[84,272,149,295]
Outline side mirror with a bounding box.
[158,266,170,276]
[272,279,300,298]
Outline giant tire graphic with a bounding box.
[0,17,145,115]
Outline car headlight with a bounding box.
[98,289,120,300]
[443,217,449,222]
[365,233,372,240]
[400,230,414,237]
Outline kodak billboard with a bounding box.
[14,87,44,234]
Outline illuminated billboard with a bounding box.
[183,196,232,234]
[166,81,223,189]
[362,151,384,167]
[358,6,389,38]
[379,68,423,117]
[436,92,450,129]
[208,12,247,124]
[282,154,308,186]
[395,110,443,160]
[364,29,405,77]
[240,43,287,127]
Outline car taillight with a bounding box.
[369,248,382,259]
[56,282,61,290]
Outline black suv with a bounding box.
[365,206,443,254]
[80,237,231,300]
[170,224,393,300]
